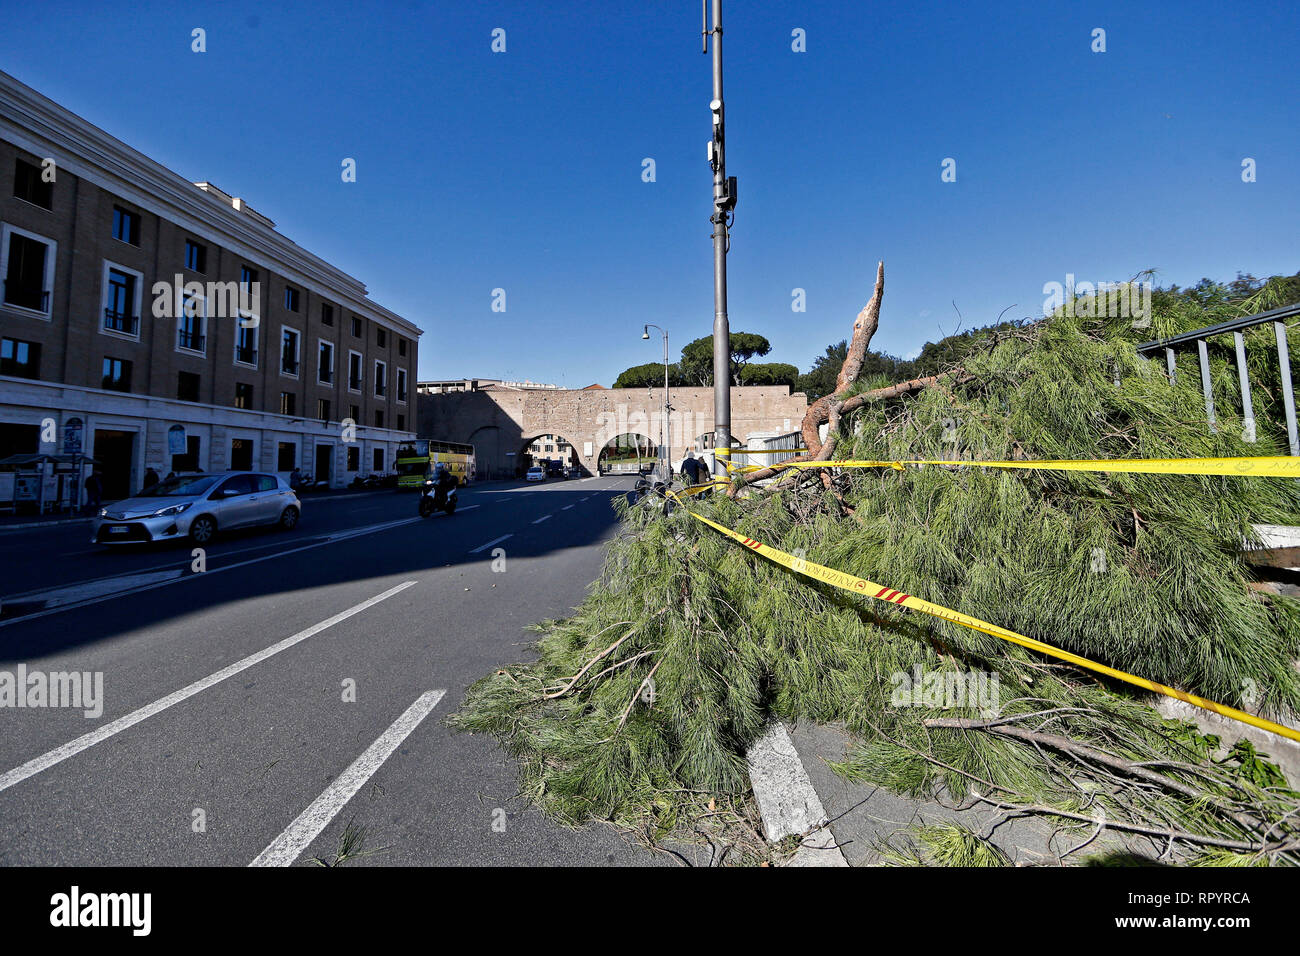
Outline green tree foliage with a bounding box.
[737,362,799,388]
[679,332,772,386]
[455,269,1300,862]
[796,341,917,400]
[613,362,687,389]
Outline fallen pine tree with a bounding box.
[451,266,1300,865]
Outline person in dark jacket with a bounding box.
[681,454,702,486]
[83,470,103,515]
[142,467,159,491]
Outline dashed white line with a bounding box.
[250,689,446,867]
[531,514,553,524]
[0,581,418,795]
[561,505,574,511]
[469,533,512,554]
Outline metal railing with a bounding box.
[177,329,205,351]
[103,308,139,335]
[235,345,258,365]
[1137,302,1300,456]
[3,281,49,312]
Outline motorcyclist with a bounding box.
[430,463,457,509]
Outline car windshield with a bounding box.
[137,475,220,497]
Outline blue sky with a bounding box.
[3,1,1297,386]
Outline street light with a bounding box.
[643,324,671,477]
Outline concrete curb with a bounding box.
[745,722,848,867]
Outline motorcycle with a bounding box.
[418,477,458,517]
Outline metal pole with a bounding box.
[663,329,671,475]
[707,0,732,475]
[1233,331,1256,443]
[1197,338,1216,431]
[1275,320,1299,456]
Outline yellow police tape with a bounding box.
[666,493,1300,743]
[714,453,1300,479]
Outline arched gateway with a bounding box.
[417,385,808,481]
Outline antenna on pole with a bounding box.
[701,0,708,53]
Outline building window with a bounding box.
[351,315,362,337]
[374,410,384,429]
[346,446,360,471]
[177,371,201,402]
[398,337,407,357]
[234,382,254,409]
[185,239,207,274]
[102,357,132,392]
[112,206,140,245]
[281,327,300,375]
[279,391,296,416]
[318,340,334,384]
[235,322,258,366]
[103,265,141,336]
[1,225,55,314]
[376,327,387,348]
[13,158,52,209]
[373,448,384,472]
[284,286,300,312]
[230,439,254,471]
[177,291,206,352]
[321,302,334,327]
[396,368,407,403]
[374,360,387,397]
[348,351,363,391]
[0,337,40,378]
[396,413,405,431]
[239,265,260,314]
[278,442,296,471]
[348,404,359,423]
[317,398,331,422]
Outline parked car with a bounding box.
[92,472,301,546]
[525,466,546,482]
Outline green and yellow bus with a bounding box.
[394,439,476,489]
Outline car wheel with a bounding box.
[189,515,217,544]
[279,506,299,531]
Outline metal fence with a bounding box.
[1137,302,1300,456]
[743,431,804,471]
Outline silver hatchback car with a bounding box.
[93,472,302,546]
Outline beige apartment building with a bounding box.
[0,71,420,503]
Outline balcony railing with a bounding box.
[177,329,206,351]
[103,308,140,335]
[319,369,334,384]
[282,357,300,375]
[375,383,387,397]
[349,375,363,390]
[3,281,49,312]
[235,345,258,365]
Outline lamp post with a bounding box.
[704,0,735,476]
[642,324,671,477]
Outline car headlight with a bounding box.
[151,502,192,518]
[98,508,108,518]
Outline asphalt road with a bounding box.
[0,475,685,866]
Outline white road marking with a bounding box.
[250,689,446,867]
[531,514,553,524]
[561,505,574,511]
[4,569,183,609]
[469,533,512,554]
[0,581,418,795]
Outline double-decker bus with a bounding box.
[394,439,476,489]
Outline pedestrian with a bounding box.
[682,454,702,486]
[83,469,103,516]
[142,467,159,491]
